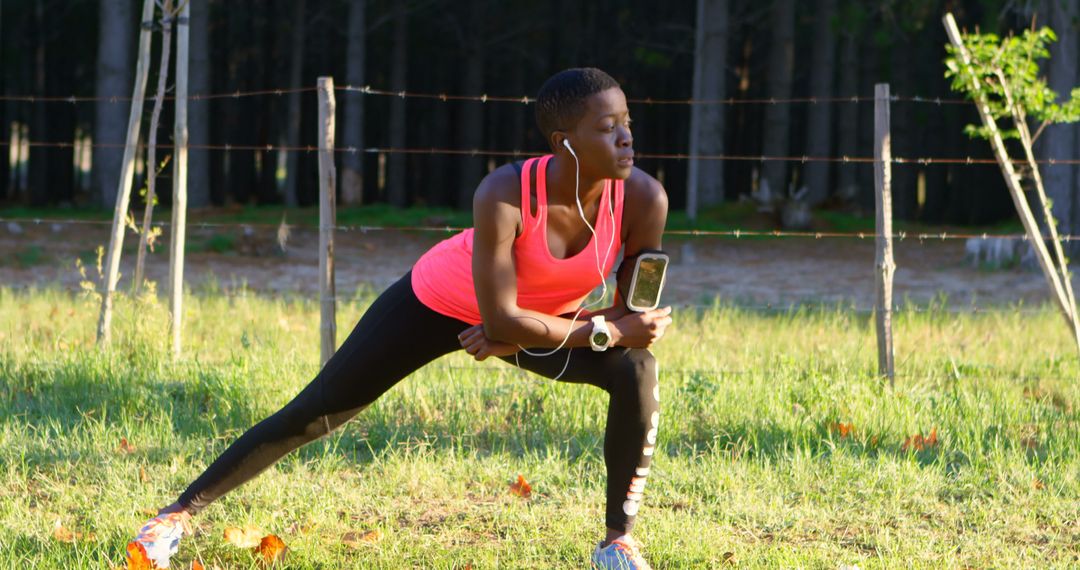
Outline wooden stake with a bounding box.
[943,13,1079,344]
[317,77,338,365]
[169,0,190,358]
[97,0,156,346]
[874,83,896,385]
[134,0,175,294]
[991,66,1080,352]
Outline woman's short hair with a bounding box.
[535,68,620,145]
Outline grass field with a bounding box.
[0,284,1077,568]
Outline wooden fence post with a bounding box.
[169,0,190,358]
[318,77,338,365]
[874,83,896,385]
[97,0,156,346]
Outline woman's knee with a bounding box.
[607,348,658,399]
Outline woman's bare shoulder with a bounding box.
[473,162,523,210]
[622,167,669,221]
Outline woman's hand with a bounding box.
[458,324,521,361]
[611,306,673,348]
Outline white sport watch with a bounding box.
[589,315,612,352]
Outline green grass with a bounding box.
[0,286,1078,568]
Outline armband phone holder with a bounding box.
[616,249,670,312]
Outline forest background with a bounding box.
[5,0,1080,232]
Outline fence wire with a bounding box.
[0,84,969,106]
[5,139,1080,168]
[0,216,1070,242]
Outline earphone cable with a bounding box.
[516,144,617,378]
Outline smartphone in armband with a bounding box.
[617,250,670,312]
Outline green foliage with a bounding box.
[14,245,44,268]
[189,233,236,254]
[945,25,1080,141]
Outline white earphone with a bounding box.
[516,137,617,379]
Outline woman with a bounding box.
[131,67,672,570]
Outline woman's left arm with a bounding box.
[461,169,670,360]
[604,169,669,315]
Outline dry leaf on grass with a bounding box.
[509,474,532,498]
[53,520,95,543]
[902,428,939,452]
[118,437,137,454]
[830,422,855,439]
[53,523,77,543]
[190,560,204,570]
[256,534,288,564]
[223,526,264,549]
[342,529,382,548]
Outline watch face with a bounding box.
[593,332,610,346]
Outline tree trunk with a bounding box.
[835,27,857,204]
[282,0,306,208]
[224,4,255,204]
[759,0,795,205]
[855,15,878,213]
[387,1,409,207]
[802,0,836,206]
[888,31,917,220]
[94,0,134,209]
[28,1,50,206]
[341,0,366,205]
[456,38,485,209]
[687,0,729,218]
[1046,0,1078,236]
[187,0,211,207]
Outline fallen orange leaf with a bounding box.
[191,560,204,570]
[256,534,287,564]
[139,466,149,483]
[342,529,382,548]
[509,474,532,498]
[125,540,156,570]
[1033,478,1045,490]
[223,526,263,549]
[53,523,77,543]
[118,437,136,454]
[830,422,855,439]
[925,428,939,448]
[902,428,940,452]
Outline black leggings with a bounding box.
[178,272,660,533]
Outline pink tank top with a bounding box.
[411,154,624,325]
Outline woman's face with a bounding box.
[563,87,635,181]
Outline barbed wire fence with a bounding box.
[2,77,1076,377]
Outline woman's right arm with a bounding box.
[470,167,600,349]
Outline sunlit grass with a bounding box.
[0,285,1077,568]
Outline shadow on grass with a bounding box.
[2,357,1065,473]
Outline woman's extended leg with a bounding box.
[174,272,468,513]
[500,346,659,537]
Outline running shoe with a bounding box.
[129,511,192,568]
[591,536,652,570]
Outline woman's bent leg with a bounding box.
[178,272,467,513]
[501,347,659,534]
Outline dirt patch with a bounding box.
[0,220,1068,309]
